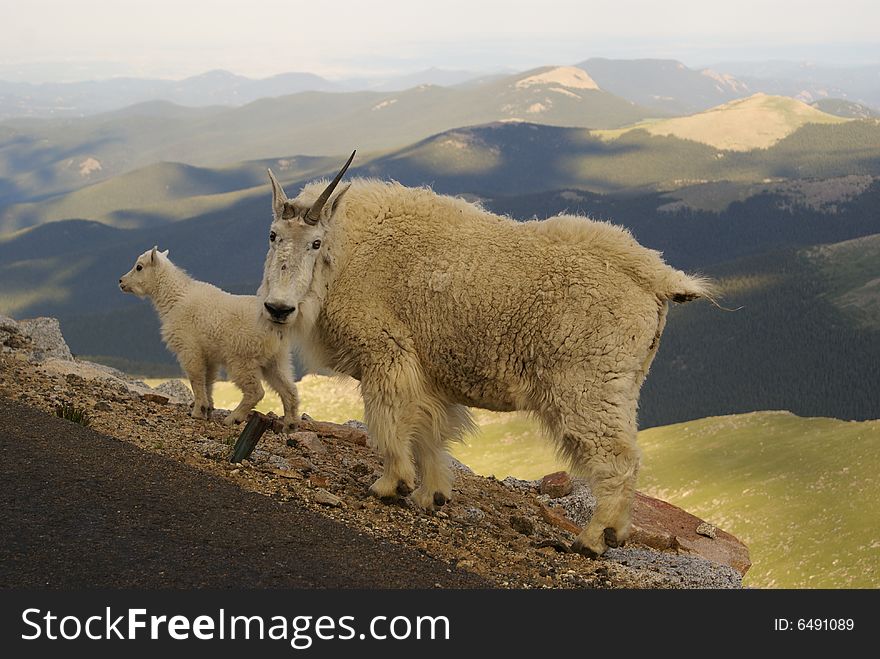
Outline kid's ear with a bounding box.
[151,246,158,263]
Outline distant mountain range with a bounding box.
[0,65,654,207]
[3,58,877,121]
[576,58,749,114]
[6,92,880,233]
[0,68,492,119]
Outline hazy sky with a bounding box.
[0,0,877,81]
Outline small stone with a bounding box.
[510,515,535,536]
[137,418,149,426]
[309,474,331,489]
[287,431,327,454]
[350,461,373,477]
[696,522,718,539]
[140,392,169,405]
[312,488,342,507]
[458,507,486,524]
[230,469,240,476]
[94,401,112,412]
[288,456,316,472]
[540,471,573,499]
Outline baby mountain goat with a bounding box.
[260,153,712,558]
[119,247,298,428]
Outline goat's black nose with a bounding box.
[264,302,295,320]
[118,279,122,283]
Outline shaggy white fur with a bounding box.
[120,247,298,428]
[260,172,712,558]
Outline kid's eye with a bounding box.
[136,264,143,271]
[269,231,277,242]
[311,239,321,250]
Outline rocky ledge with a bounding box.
[0,315,749,588]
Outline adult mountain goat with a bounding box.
[260,153,712,557]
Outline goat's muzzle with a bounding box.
[264,301,295,322]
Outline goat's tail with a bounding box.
[660,269,737,311]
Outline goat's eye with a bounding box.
[136,264,143,272]
[269,231,277,242]
[311,239,322,250]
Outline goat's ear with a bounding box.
[150,246,158,263]
[324,183,351,222]
[267,168,287,219]
[161,249,169,257]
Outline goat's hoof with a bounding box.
[604,527,625,549]
[412,486,450,510]
[369,476,413,502]
[571,538,604,559]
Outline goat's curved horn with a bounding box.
[305,150,356,225]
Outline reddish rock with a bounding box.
[539,503,581,535]
[630,492,751,576]
[277,418,369,447]
[140,392,169,405]
[287,431,327,454]
[272,469,301,480]
[308,474,331,489]
[540,471,573,498]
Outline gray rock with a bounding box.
[154,379,195,405]
[457,507,486,524]
[606,547,742,589]
[501,476,540,493]
[696,522,718,539]
[17,317,73,361]
[449,456,474,475]
[94,401,113,412]
[1,315,32,353]
[548,479,596,526]
[343,419,368,432]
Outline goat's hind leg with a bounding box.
[549,381,641,558]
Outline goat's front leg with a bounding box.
[181,353,210,419]
[224,364,265,426]
[262,357,299,431]
[362,362,422,500]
